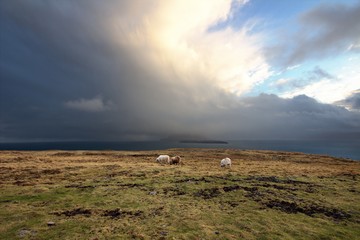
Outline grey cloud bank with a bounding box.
[336,90,360,111]
[0,1,359,142]
[266,1,360,67]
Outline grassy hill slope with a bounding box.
[0,149,359,239]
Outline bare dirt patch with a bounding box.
[264,200,351,220]
[116,183,146,189]
[65,184,95,189]
[53,208,92,217]
[246,176,310,185]
[223,185,241,192]
[162,186,186,196]
[41,169,62,175]
[174,177,211,183]
[102,208,144,219]
[194,187,221,199]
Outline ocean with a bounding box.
[0,140,359,160]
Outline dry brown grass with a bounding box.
[0,149,359,239]
[1,149,358,185]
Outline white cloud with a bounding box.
[65,96,112,112]
[281,58,360,103]
[108,0,271,96]
[281,78,360,104]
[286,64,301,71]
[272,78,291,86]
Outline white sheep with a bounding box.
[156,155,170,164]
[220,157,231,168]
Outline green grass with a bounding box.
[0,149,359,239]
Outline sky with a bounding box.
[0,0,360,142]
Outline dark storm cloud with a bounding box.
[266,1,360,67]
[219,94,360,140]
[0,1,360,142]
[0,0,226,141]
[335,90,360,111]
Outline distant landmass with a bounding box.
[179,140,228,144]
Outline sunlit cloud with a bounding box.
[107,0,270,96]
[281,58,360,104]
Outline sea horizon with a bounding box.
[1,139,359,161]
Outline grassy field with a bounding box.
[0,149,359,239]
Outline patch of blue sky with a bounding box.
[216,0,360,99]
[243,52,355,97]
[210,0,326,33]
[209,0,359,34]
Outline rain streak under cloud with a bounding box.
[0,0,360,142]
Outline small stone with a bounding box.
[214,231,220,235]
[18,229,33,237]
[47,221,56,227]
[149,191,157,195]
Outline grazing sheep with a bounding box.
[220,157,231,168]
[170,156,182,165]
[156,155,170,164]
